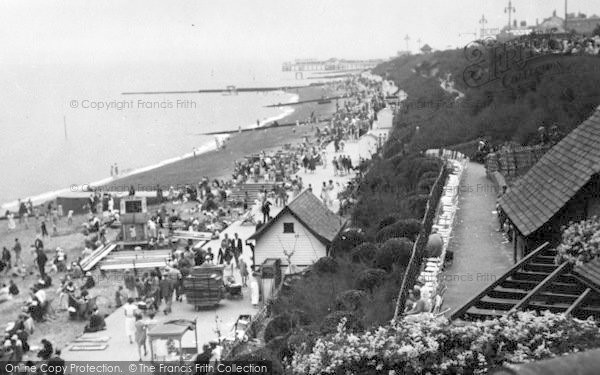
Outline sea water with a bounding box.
[0,60,314,209]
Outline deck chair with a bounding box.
[240,210,256,226]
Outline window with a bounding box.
[283,223,294,233]
[125,200,142,213]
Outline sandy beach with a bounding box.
[102,84,341,190]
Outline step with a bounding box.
[501,279,537,291]
[501,278,585,295]
[534,255,558,264]
[526,301,571,314]
[463,307,505,320]
[571,309,600,320]
[511,271,550,282]
[476,296,517,311]
[522,262,559,273]
[533,291,581,304]
[574,305,600,319]
[488,287,528,300]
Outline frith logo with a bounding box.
[461,37,595,90]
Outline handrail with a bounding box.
[392,161,448,321]
[449,241,550,320]
[509,261,570,312]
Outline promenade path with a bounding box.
[442,162,513,317]
[61,129,380,362]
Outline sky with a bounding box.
[0,0,598,64]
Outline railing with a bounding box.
[392,160,449,321]
[484,144,551,179]
[449,242,550,320]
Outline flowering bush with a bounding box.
[290,311,600,374]
[556,216,600,264]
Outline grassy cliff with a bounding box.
[374,49,600,151]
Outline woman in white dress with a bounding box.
[250,272,260,307]
[123,298,138,344]
[7,212,16,231]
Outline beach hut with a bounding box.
[247,191,345,270]
[119,196,149,247]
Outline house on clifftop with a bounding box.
[248,190,345,271]
[498,106,600,261]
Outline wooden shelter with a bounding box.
[499,107,600,261]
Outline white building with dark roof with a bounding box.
[248,190,345,269]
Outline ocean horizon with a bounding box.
[0,60,314,210]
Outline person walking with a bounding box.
[233,233,243,268]
[261,201,271,223]
[238,258,249,287]
[159,274,174,315]
[250,272,260,307]
[41,220,48,237]
[35,248,48,278]
[7,211,16,231]
[13,239,22,267]
[34,236,43,251]
[134,314,147,361]
[123,298,137,344]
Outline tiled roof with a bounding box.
[499,106,600,236]
[248,190,344,244]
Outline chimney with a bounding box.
[553,9,556,17]
[513,19,517,27]
[536,18,539,25]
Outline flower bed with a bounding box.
[556,216,600,264]
[290,311,600,374]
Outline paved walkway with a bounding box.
[61,129,380,361]
[443,162,513,316]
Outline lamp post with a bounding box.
[479,14,488,38]
[504,0,516,30]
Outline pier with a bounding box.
[282,58,383,79]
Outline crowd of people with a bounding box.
[478,31,600,57]
[0,74,389,366]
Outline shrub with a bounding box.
[416,176,438,194]
[313,257,338,274]
[335,289,367,312]
[376,219,422,243]
[350,242,378,264]
[264,314,294,343]
[287,328,320,354]
[405,194,430,219]
[330,228,366,257]
[355,268,387,292]
[415,158,443,180]
[378,215,399,230]
[320,311,363,335]
[556,216,600,264]
[291,311,600,375]
[420,170,440,180]
[373,237,414,271]
[231,347,284,375]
